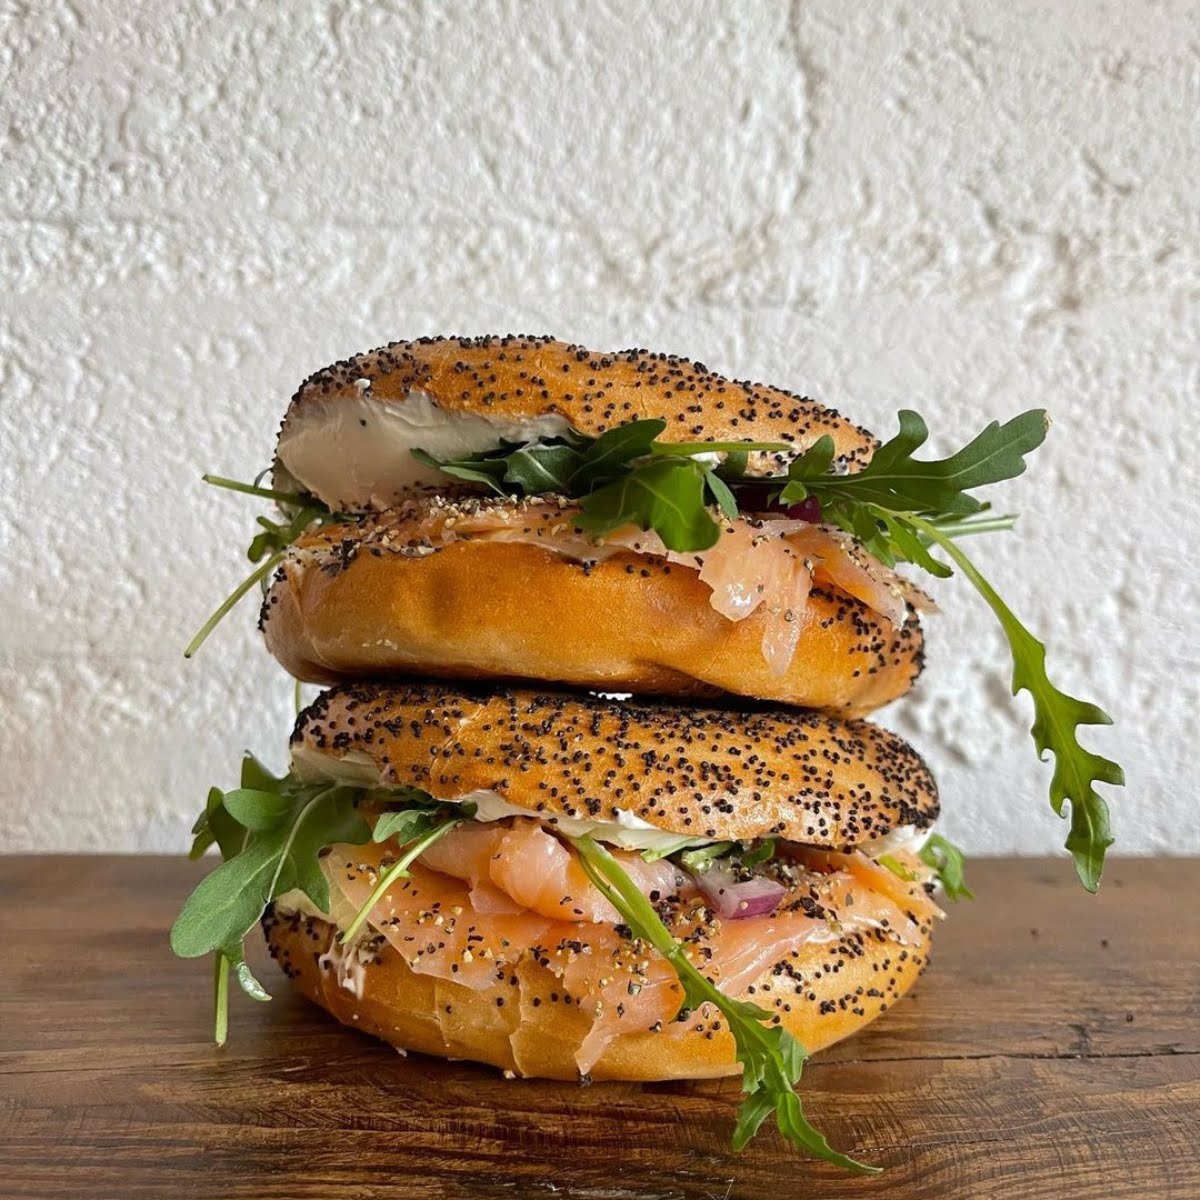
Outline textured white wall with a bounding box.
[2,2,1195,857]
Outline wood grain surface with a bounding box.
[2,855,1196,1200]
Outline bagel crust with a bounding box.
[261,517,925,718]
[273,335,877,509]
[289,681,939,846]
[262,903,932,1083]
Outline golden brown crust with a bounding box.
[262,906,931,1082]
[262,527,925,718]
[288,681,938,846]
[279,334,876,471]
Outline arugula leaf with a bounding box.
[221,788,295,832]
[503,444,583,493]
[909,518,1122,891]
[189,786,243,861]
[191,754,290,859]
[704,470,739,520]
[173,831,298,961]
[412,422,792,500]
[212,953,232,1047]
[371,805,443,845]
[411,447,508,495]
[411,422,667,499]
[576,458,721,551]
[917,834,974,901]
[720,448,750,479]
[171,784,368,961]
[409,413,1041,566]
[925,511,1019,540]
[200,474,308,505]
[671,838,775,875]
[870,510,953,577]
[780,410,1048,518]
[239,752,288,794]
[568,419,665,489]
[570,835,876,1172]
[246,502,328,564]
[779,433,837,485]
[172,768,372,1043]
[370,794,474,844]
[186,476,342,658]
[174,763,474,1042]
[223,940,273,1002]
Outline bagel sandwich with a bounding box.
[190,335,940,713]
[173,681,942,1166]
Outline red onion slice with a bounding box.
[688,863,787,919]
[782,497,822,524]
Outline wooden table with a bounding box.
[2,856,1196,1199]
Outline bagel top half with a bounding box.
[273,335,877,512]
[289,681,939,849]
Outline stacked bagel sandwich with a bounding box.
[173,335,1121,1169]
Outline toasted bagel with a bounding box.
[262,497,925,716]
[289,681,939,846]
[262,886,932,1083]
[273,335,876,510]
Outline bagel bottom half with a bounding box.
[262,900,932,1084]
[263,527,925,718]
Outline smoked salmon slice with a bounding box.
[317,819,937,1073]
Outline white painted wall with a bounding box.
[2,2,1194,858]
